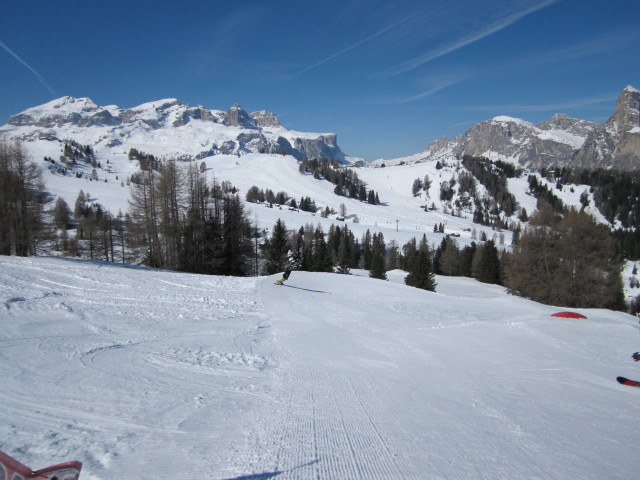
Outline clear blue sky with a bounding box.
[1,0,639,160]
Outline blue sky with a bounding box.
[1,0,639,160]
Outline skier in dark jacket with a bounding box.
[275,267,291,285]
[633,312,640,361]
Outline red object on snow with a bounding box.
[551,311,587,319]
[0,450,82,480]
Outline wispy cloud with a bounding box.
[461,91,617,114]
[190,6,267,71]
[283,9,423,82]
[378,0,557,78]
[519,26,640,70]
[0,40,57,96]
[360,69,472,106]
[397,70,473,104]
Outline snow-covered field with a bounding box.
[1,256,639,479]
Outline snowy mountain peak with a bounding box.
[491,115,531,126]
[611,86,640,130]
[572,86,640,169]
[223,104,257,129]
[417,86,640,170]
[1,97,346,162]
[51,96,98,110]
[250,110,281,128]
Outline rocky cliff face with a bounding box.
[1,97,346,162]
[421,86,640,170]
[572,86,640,170]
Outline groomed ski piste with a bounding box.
[1,255,639,479]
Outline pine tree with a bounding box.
[312,225,333,272]
[362,230,373,269]
[460,243,476,277]
[475,240,500,284]
[263,219,289,275]
[405,248,437,291]
[217,195,253,276]
[337,233,351,274]
[369,250,386,279]
[369,233,387,280]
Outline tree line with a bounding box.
[299,157,381,204]
[0,140,630,311]
[0,141,46,256]
[536,166,640,260]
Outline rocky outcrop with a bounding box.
[421,86,640,170]
[572,86,640,170]
[250,110,280,128]
[293,134,343,161]
[223,104,257,129]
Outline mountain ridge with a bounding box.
[1,96,346,162]
[379,86,640,170]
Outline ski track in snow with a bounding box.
[1,257,640,479]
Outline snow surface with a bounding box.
[536,129,586,149]
[1,256,639,479]
[491,116,532,127]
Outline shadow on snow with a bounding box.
[280,284,332,294]
[222,460,319,480]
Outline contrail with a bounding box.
[283,10,420,82]
[1,40,57,96]
[379,0,557,78]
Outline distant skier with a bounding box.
[633,312,640,361]
[275,267,292,285]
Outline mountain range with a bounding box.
[1,97,345,162]
[393,86,640,170]
[1,86,639,170]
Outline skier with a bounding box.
[634,312,640,361]
[619,312,640,386]
[275,267,292,285]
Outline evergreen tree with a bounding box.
[369,233,387,280]
[459,243,476,277]
[405,248,437,291]
[312,225,333,272]
[337,233,351,274]
[362,230,373,269]
[217,195,253,276]
[434,237,460,276]
[474,240,501,284]
[290,226,305,269]
[263,219,289,275]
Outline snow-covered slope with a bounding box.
[1,256,639,479]
[7,143,616,257]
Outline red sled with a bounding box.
[0,450,82,480]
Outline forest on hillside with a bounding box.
[0,140,634,312]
